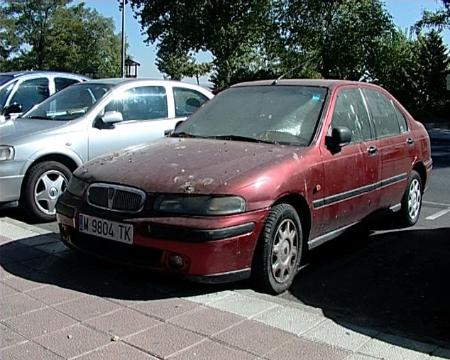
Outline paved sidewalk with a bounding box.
[0,217,449,360]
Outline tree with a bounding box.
[0,0,122,77]
[279,0,393,80]
[416,0,450,30]
[129,0,273,87]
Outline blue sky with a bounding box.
[76,0,450,79]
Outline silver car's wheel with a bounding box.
[21,161,72,222]
[34,170,68,215]
[271,219,298,284]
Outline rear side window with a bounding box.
[55,77,80,92]
[106,86,168,121]
[173,87,209,117]
[391,101,408,133]
[9,77,50,113]
[363,89,401,137]
[330,88,372,143]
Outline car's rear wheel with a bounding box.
[399,170,422,226]
[252,204,302,294]
[21,161,71,222]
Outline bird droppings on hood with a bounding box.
[180,168,186,173]
[180,181,195,193]
[293,153,299,160]
[202,178,214,185]
[169,163,179,167]
[128,158,133,163]
[175,145,186,150]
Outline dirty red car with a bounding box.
[56,79,432,293]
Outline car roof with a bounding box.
[0,71,87,79]
[232,79,367,89]
[84,78,208,87]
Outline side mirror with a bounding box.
[165,120,184,137]
[101,111,123,124]
[327,126,352,149]
[3,103,22,117]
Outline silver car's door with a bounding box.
[88,85,178,160]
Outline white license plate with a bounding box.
[78,214,133,244]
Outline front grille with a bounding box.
[87,183,145,213]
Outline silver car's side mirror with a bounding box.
[101,111,123,124]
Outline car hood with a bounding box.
[0,118,73,144]
[76,137,308,194]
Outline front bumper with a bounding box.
[0,160,26,203]
[56,192,268,282]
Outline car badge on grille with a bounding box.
[107,187,115,208]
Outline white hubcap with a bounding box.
[34,170,68,215]
[271,219,298,283]
[407,178,421,221]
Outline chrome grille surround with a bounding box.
[87,183,146,213]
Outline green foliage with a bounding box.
[0,0,122,77]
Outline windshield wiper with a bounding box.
[24,115,53,120]
[212,134,276,144]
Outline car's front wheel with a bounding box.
[21,161,71,222]
[252,203,303,294]
[399,170,423,226]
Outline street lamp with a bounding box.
[120,0,126,78]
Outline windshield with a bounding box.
[22,82,113,121]
[0,75,14,86]
[173,85,328,146]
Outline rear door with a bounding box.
[88,84,177,159]
[318,87,380,234]
[362,88,411,209]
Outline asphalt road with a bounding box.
[1,129,449,345]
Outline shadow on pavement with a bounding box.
[288,226,450,346]
[0,235,239,303]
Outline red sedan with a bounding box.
[56,79,432,293]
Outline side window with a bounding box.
[9,77,50,112]
[363,89,401,137]
[173,87,208,117]
[329,89,372,143]
[55,77,80,92]
[391,101,408,133]
[105,86,168,121]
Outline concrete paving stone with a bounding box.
[0,222,40,240]
[54,295,120,321]
[345,353,380,360]
[0,265,13,280]
[168,306,243,336]
[0,282,20,298]
[0,244,47,262]
[0,293,45,320]
[0,323,26,349]
[170,339,258,360]
[19,254,67,272]
[208,292,278,318]
[3,307,77,339]
[34,241,68,256]
[254,306,325,335]
[25,284,86,305]
[133,298,199,321]
[125,323,204,359]
[16,235,58,248]
[2,217,52,235]
[302,319,377,351]
[34,323,110,359]
[84,308,161,337]
[0,340,63,360]
[265,337,351,360]
[181,290,234,305]
[358,334,434,360]
[2,274,47,292]
[77,342,159,360]
[213,319,297,357]
[0,234,15,244]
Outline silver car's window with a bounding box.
[23,83,112,121]
[0,80,17,110]
[0,75,14,86]
[175,85,327,146]
[10,77,50,113]
[173,87,208,117]
[55,77,80,92]
[104,86,168,121]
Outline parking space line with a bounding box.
[423,200,450,208]
[426,208,450,221]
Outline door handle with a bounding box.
[367,146,378,156]
[406,137,414,145]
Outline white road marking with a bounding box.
[423,200,450,207]
[426,208,450,221]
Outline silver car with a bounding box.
[0,78,213,221]
[0,71,88,121]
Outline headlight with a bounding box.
[0,146,14,161]
[67,176,89,197]
[154,195,245,215]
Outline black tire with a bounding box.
[252,204,303,294]
[398,170,422,226]
[21,161,71,222]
